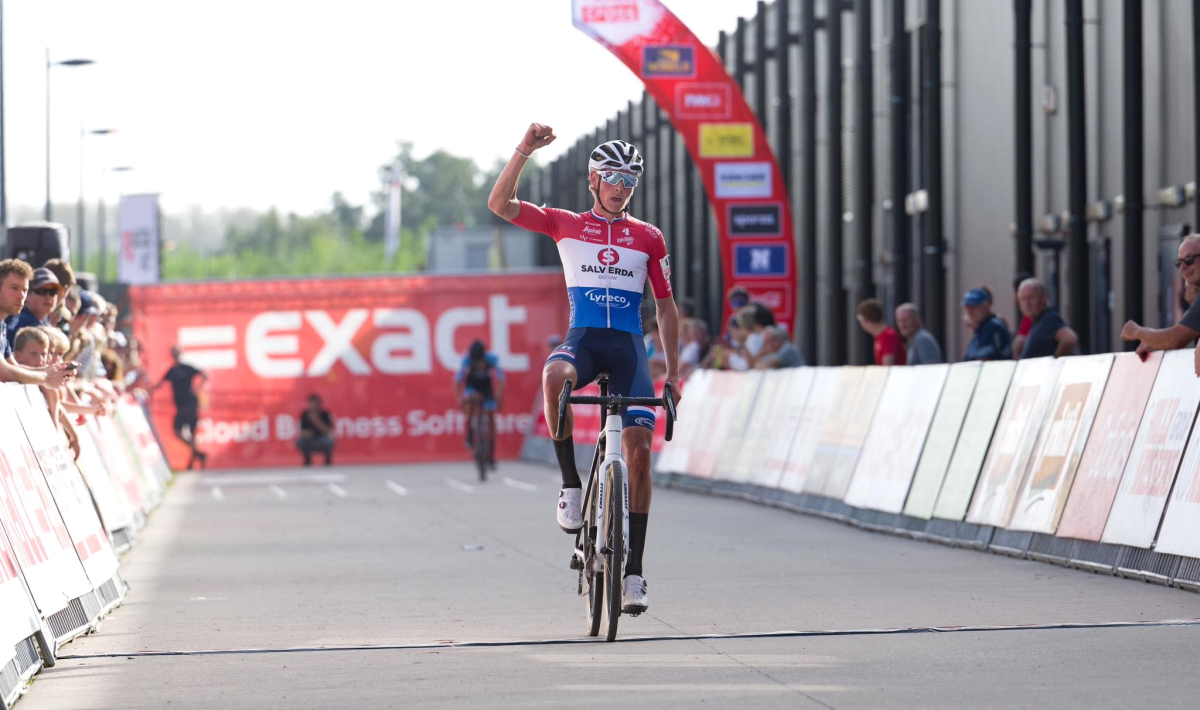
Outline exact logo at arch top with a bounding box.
[642,45,695,77]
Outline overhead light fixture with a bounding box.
[904,189,928,216]
[1086,199,1113,222]
[1159,185,1186,207]
[1039,213,1062,234]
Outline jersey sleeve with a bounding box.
[487,353,506,382]
[511,201,566,241]
[646,226,673,299]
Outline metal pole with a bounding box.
[800,0,818,365]
[890,0,911,304]
[754,1,768,123]
[77,123,85,269]
[1015,0,1035,276]
[776,0,793,192]
[921,0,946,345]
[826,1,847,364]
[1124,0,1144,336]
[98,190,106,282]
[854,0,875,364]
[0,0,6,230]
[1066,0,1090,350]
[44,48,51,222]
[1194,0,1200,229]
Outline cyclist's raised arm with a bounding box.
[488,123,556,222]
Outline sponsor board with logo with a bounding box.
[733,243,791,279]
[699,123,755,158]
[132,273,569,469]
[675,82,733,120]
[727,203,782,237]
[714,162,773,199]
[643,45,695,77]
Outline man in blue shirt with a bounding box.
[1017,278,1079,358]
[962,288,1013,361]
[5,268,62,353]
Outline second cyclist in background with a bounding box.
[455,339,505,469]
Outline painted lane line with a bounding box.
[269,485,288,500]
[328,483,348,498]
[211,487,224,502]
[57,618,1200,660]
[446,480,475,494]
[385,481,408,496]
[503,477,538,492]
[199,473,346,487]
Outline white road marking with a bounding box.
[503,477,538,492]
[211,487,224,502]
[199,473,345,487]
[385,481,408,496]
[328,483,348,498]
[269,485,288,500]
[446,480,475,494]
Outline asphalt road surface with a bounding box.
[18,461,1200,709]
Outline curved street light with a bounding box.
[45,51,95,222]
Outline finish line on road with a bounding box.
[59,617,1200,660]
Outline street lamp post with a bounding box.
[98,165,132,283]
[44,52,94,222]
[79,128,116,273]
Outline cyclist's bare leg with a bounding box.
[543,360,582,489]
[622,426,654,579]
[487,410,498,465]
[463,394,480,445]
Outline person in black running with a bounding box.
[153,345,209,470]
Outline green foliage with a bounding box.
[153,143,538,282]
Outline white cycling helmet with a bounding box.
[588,140,644,175]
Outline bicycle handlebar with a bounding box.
[554,380,677,442]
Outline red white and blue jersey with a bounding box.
[512,201,672,335]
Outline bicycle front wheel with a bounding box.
[603,461,625,642]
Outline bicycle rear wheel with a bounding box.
[603,461,625,642]
[473,415,488,482]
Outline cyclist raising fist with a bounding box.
[488,122,682,615]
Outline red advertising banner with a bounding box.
[572,0,797,332]
[131,272,569,470]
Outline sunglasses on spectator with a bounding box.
[32,288,59,296]
[1174,254,1200,268]
[599,171,638,188]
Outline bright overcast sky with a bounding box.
[4,0,762,218]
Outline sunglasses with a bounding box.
[599,171,638,188]
[32,288,59,297]
[1174,254,1200,269]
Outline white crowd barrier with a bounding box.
[651,349,1200,591]
[0,384,173,708]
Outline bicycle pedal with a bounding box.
[569,556,582,570]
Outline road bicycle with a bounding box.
[557,372,675,641]
[469,402,492,482]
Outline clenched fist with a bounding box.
[520,123,556,154]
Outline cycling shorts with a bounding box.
[463,388,498,412]
[546,327,656,431]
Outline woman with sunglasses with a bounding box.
[1121,235,1200,368]
[487,123,683,617]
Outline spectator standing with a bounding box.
[894,303,944,365]
[962,288,1013,361]
[754,326,805,369]
[5,268,61,352]
[297,393,335,467]
[1123,235,1200,362]
[856,298,906,366]
[679,318,711,376]
[0,259,72,388]
[722,286,750,341]
[1011,271,1034,358]
[152,345,209,470]
[1017,278,1079,358]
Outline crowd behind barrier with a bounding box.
[0,384,172,708]
[524,347,1200,593]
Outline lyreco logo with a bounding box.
[598,248,620,266]
[175,295,531,379]
[584,289,633,309]
[714,162,773,199]
[675,83,732,120]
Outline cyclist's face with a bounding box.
[592,171,635,213]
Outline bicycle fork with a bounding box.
[595,412,629,559]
